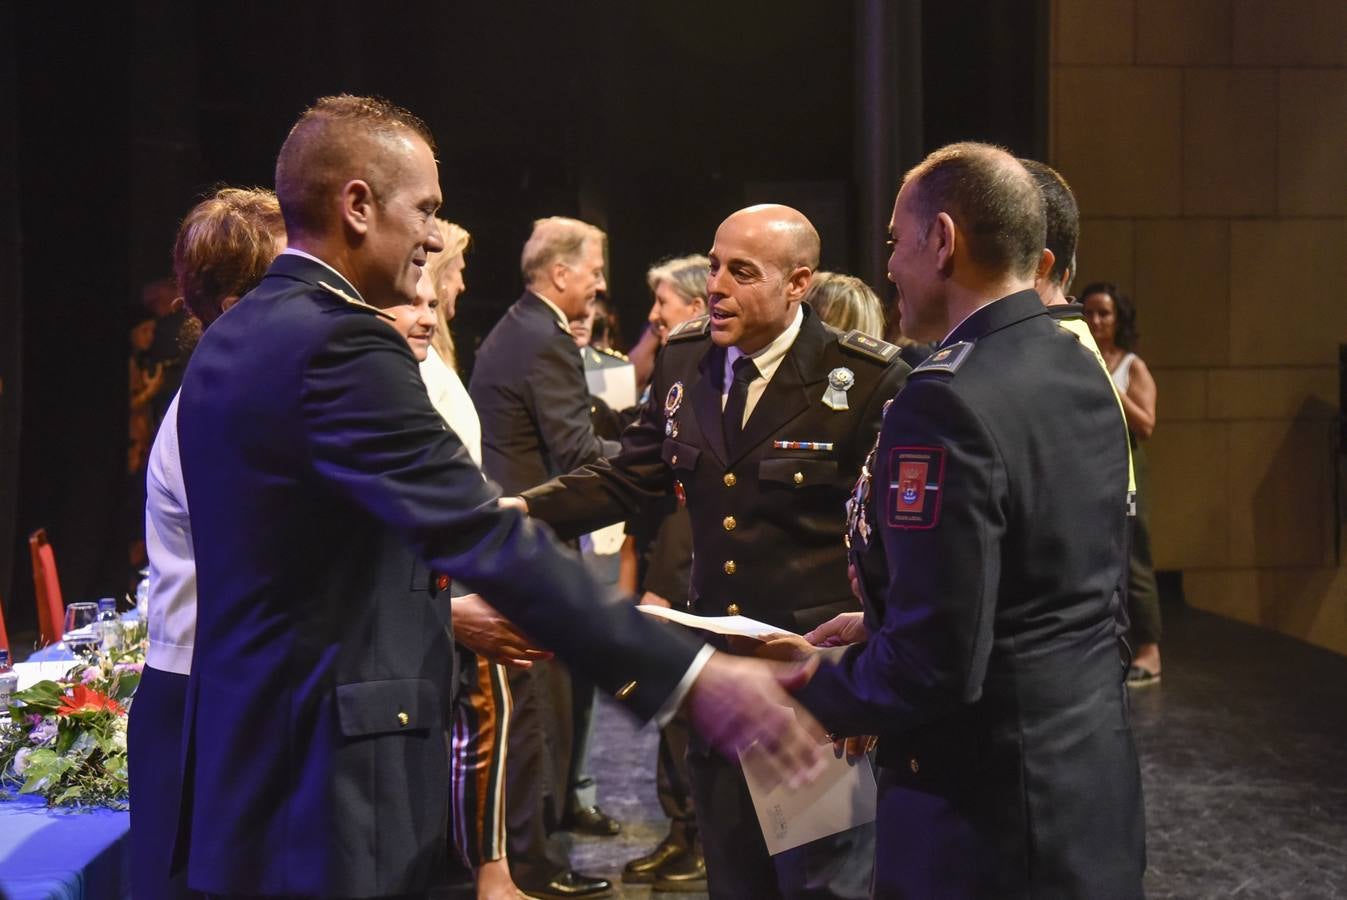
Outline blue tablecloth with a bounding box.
[2,632,132,899]
[0,796,130,900]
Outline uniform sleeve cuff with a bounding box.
[652,643,715,728]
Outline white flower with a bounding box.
[12,747,31,775]
[111,717,128,752]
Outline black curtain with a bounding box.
[0,3,22,634]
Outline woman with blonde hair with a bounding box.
[411,220,526,899]
[803,271,885,338]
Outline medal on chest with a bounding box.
[823,366,855,411]
[845,398,890,549]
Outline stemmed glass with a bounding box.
[62,602,100,658]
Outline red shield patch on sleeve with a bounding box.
[887,446,945,529]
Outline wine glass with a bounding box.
[63,602,100,658]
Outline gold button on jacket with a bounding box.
[723,560,737,575]
[723,515,737,531]
[723,472,737,487]
[726,603,741,615]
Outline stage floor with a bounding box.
[575,603,1347,898]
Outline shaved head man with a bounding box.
[706,204,820,353]
[518,204,910,898]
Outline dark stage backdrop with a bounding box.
[4,0,1044,631]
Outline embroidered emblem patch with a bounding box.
[887,446,945,529]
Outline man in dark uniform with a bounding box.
[173,96,826,900]
[798,143,1146,897]
[517,204,910,899]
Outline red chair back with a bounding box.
[29,529,65,647]
[0,591,10,656]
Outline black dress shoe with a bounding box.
[558,804,622,836]
[520,870,613,899]
[622,838,685,883]
[652,849,707,893]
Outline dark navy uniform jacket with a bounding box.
[524,304,910,634]
[175,254,700,897]
[799,290,1146,899]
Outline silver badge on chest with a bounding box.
[822,366,855,411]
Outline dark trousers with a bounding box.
[1128,442,1162,645]
[687,747,874,900]
[657,705,699,849]
[504,660,572,889]
[128,664,193,900]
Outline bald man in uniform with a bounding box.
[516,205,910,899]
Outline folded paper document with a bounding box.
[636,604,792,640]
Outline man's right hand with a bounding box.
[683,651,827,791]
[451,593,552,669]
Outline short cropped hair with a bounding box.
[902,142,1045,279]
[646,254,711,305]
[275,94,436,240]
[520,217,606,285]
[428,218,471,368]
[804,272,885,339]
[172,187,284,327]
[1019,158,1078,288]
[1079,281,1140,351]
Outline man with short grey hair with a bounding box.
[469,215,623,899]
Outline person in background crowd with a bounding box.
[130,186,286,900]
[617,253,710,892]
[141,275,190,427]
[803,271,886,338]
[469,216,624,900]
[1081,281,1161,685]
[796,143,1145,897]
[518,204,907,899]
[128,307,165,475]
[415,217,527,899]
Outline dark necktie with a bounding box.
[723,355,760,456]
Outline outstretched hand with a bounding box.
[684,652,827,791]
[451,593,552,669]
[804,611,869,648]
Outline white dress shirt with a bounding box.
[144,392,196,675]
[722,304,805,426]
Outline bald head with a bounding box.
[706,204,820,353]
[719,204,821,275]
[275,94,437,241]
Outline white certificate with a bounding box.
[636,604,793,640]
[739,735,878,855]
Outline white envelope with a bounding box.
[739,735,878,855]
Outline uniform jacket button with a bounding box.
[723,515,736,531]
[723,472,737,487]
[671,454,678,465]
[793,471,805,485]
[909,755,920,774]
[397,711,410,727]
[726,603,741,616]
[723,560,737,575]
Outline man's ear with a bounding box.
[690,296,707,316]
[219,294,241,314]
[339,179,375,236]
[549,259,570,294]
[785,266,813,302]
[1035,248,1056,286]
[932,212,957,273]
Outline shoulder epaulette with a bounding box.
[1046,302,1086,321]
[838,329,900,364]
[911,341,974,376]
[667,315,711,343]
[317,280,395,321]
[597,346,630,362]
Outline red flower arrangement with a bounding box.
[55,684,125,718]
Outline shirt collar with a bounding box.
[280,248,363,300]
[528,290,572,332]
[725,304,804,385]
